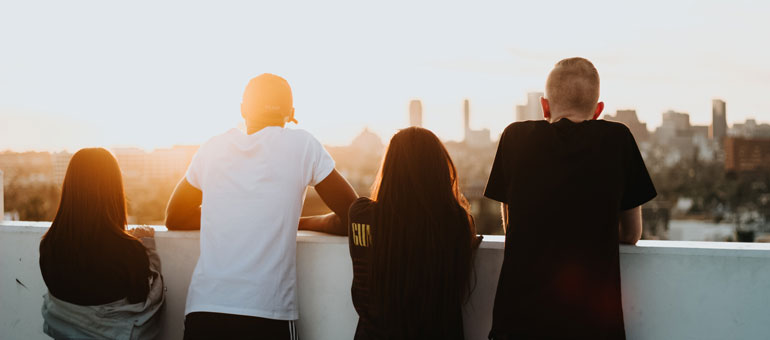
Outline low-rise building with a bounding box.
[724,137,770,173]
[729,119,770,139]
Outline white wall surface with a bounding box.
[0,170,4,221]
[1,222,769,340]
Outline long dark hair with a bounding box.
[41,148,136,258]
[369,127,476,338]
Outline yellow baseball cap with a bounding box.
[242,73,298,124]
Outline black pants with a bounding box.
[183,312,298,340]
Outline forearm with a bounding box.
[166,208,200,230]
[299,213,345,236]
[618,226,641,245]
[500,203,509,234]
[312,169,358,236]
[619,206,643,245]
[165,178,203,230]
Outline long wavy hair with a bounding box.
[369,127,476,338]
[41,148,136,260]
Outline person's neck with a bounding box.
[548,113,592,124]
[245,122,285,135]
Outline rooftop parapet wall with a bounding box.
[1,222,769,340]
[0,170,4,222]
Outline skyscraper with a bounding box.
[462,99,491,147]
[515,92,544,122]
[711,99,727,143]
[409,100,422,127]
[464,99,470,136]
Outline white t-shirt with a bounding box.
[183,126,335,320]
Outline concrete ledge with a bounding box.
[2,221,769,339]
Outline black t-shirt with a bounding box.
[348,198,379,339]
[347,197,465,339]
[484,119,656,339]
[40,234,151,306]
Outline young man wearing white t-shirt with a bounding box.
[165,73,358,339]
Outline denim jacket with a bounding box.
[41,237,165,340]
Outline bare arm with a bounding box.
[298,169,358,236]
[619,205,643,245]
[500,203,509,234]
[165,178,202,230]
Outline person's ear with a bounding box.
[592,101,604,120]
[540,97,551,121]
[287,107,297,124]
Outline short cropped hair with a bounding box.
[545,57,600,115]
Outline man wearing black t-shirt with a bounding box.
[484,57,657,339]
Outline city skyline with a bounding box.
[2,1,770,151]
[2,96,768,153]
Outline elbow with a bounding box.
[618,207,643,245]
[165,215,181,231]
[619,236,640,245]
[164,207,178,230]
[330,214,348,236]
[331,226,348,237]
[619,231,642,245]
[165,209,188,231]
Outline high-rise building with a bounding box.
[658,110,692,140]
[463,99,471,136]
[462,99,491,147]
[409,100,422,127]
[651,109,719,165]
[656,110,694,143]
[654,110,697,165]
[604,109,650,142]
[515,92,544,122]
[711,99,727,143]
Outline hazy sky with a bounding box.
[1,0,769,151]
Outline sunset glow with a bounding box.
[1,0,769,151]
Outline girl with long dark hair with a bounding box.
[348,127,481,339]
[39,148,164,339]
